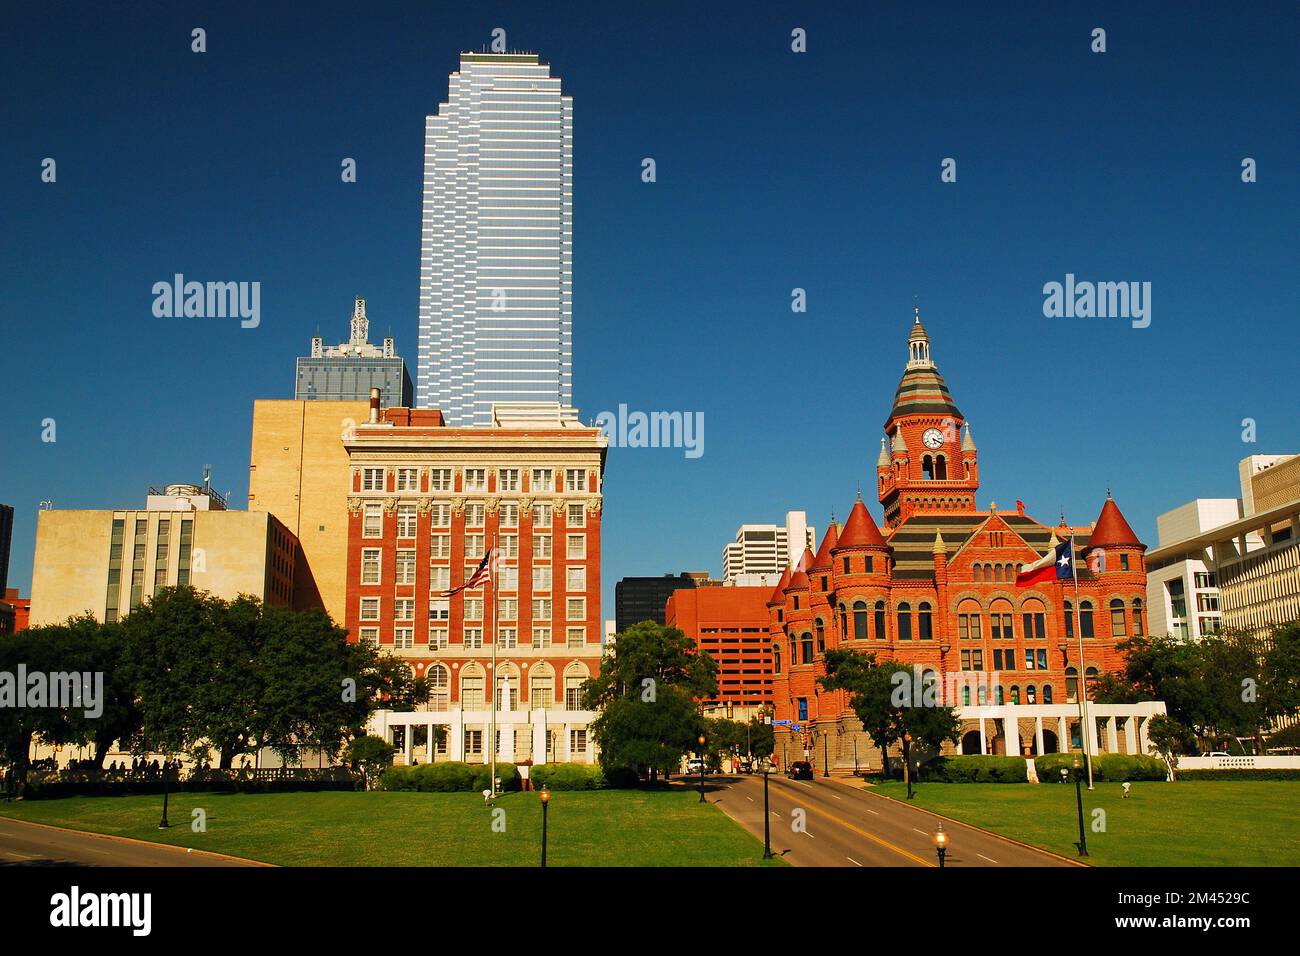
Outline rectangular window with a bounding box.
[498,468,520,492]
[570,729,588,756]
[567,502,585,526]
[533,535,552,559]
[500,565,518,590]
[567,597,586,621]
[465,534,485,559]
[129,519,147,611]
[463,729,483,755]
[397,504,418,538]
[500,503,518,528]
[567,566,586,592]
[531,468,554,492]
[499,627,517,649]
[972,649,984,670]
[533,566,552,591]
[1037,648,1047,669]
[566,534,585,559]
[961,650,971,670]
[360,597,380,621]
[152,518,170,595]
[565,676,584,710]
[358,627,379,646]
[105,518,125,622]
[394,627,414,649]
[363,503,383,538]
[499,598,517,620]
[394,598,414,621]
[429,503,451,528]
[532,626,550,647]
[361,468,385,491]
[1005,649,1017,670]
[464,468,486,492]
[533,598,552,621]
[501,534,518,559]
[395,468,419,492]
[464,596,483,620]
[395,549,416,585]
[564,469,586,492]
[176,519,193,587]
[430,567,450,592]
[993,649,1004,670]
[465,503,485,527]
[429,468,452,492]
[361,548,381,585]
[464,628,483,649]
[429,599,449,622]
[532,503,552,527]
[428,628,448,650]
[431,534,450,558]
[567,626,585,648]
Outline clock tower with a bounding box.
[876,308,980,528]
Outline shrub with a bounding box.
[471,762,519,793]
[1180,768,1300,781]
[1033,752,1167,782]
[530,762,606,790]
[602,765,641,789]
[918,755,1026,783]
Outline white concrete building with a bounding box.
[370,704,597,766]
[722,511,815,587]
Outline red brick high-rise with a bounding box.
[770,311,1149,772]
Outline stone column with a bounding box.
[1106,717,1119,754]
[403,720,413,765]
[1035,716,1045,756]
[1124,716,1138,755]
[426,721,434,763]
[1058,716,1068,751]
[1005,715,1020,756]
[1138,716,1152,755]
[978,717,987,755]
[450,710,465,761]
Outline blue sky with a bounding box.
[2,1,1297,619]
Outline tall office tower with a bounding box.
[417,52,573,425]
[0,503,13,596]
[296,297,413,407]
[721,512,816,587]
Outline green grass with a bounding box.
[0,788,786,867]
[871,780,1300,866]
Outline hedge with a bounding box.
[1034,752,1167,782]
[380,762,519,793]
[918,755,1027,783]
[22,767,363,799]
[529,762,606,790]
[1179,768,1300,781]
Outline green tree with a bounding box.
[583,621,718,782]
[818,650,960,780]
[345,734,396,789]
[1261,621,1300,724]
[1145,714,1193,780]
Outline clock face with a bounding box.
[922,428,945,449]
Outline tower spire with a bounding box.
[350,296,369,347]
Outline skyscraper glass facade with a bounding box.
[417,53,573,425]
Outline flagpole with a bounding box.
[490,530,498,799]
[1070,532,1095,790]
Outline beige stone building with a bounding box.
[29,483,297,627]
[247,399,368,625]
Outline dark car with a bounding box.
[786,760,814,780]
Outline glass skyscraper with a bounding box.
[417,52,573,425]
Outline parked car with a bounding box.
[685,758,707,775]
[737,759,754,774]
[786,760,814,780]
[1200,751,1231,758]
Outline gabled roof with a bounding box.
[887,512,1096,580]
[1090,494,1145,550]
[834,499,889,550]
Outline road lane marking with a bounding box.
[864,808,879,815]
[978,853,999,864]
[778,796,934,866]
[846,856,863,867]
[746,796,754,802]
[912,828,927,835]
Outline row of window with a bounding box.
[362,596,589,622]
[358,625,590,648]
[961,647,1051,671]
[359,540,588,584]
[362,501,588,535]
[360,467,589,494]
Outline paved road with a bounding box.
[708,774,1077,867]
[0,817,263,867]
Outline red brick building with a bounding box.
[0,588,30,635]
[665,585,773,719]
[343,402,607,765]
[769,313,1149,772]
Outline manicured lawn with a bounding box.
[871,780,1300,866]
[0,788,785,867]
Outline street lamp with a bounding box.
[158,755,171,829]
[538,787,551,867]
[822,730,830,778]
[698,734,707,802]
[762,766,774,859]
[1066,758,1088,856]
[933,823,948,868]
[904,732,914,800]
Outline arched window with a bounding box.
[773,643,782,673]
[897,603,912,641]
[1064,601,1074,638]
[564,663,590,710]
[838,604,848,639]
[935,455,948,480]
[496,664,521,711]
[1010,685,1021,705]
[460,667,486,709]
[1110,598,1127,637]
[918,602,933,640]
[977,684,988,705]
[921,669,939,704]
[800,633,814,664]
[874,601,887,640]
[1021,598,1046,640]
[1043,684,1053,704]
[1026,685,1037,704]
[993,564,1004,583]
[429,664,450,711]
[990,599,1014,640]
[995,685,1005,705]
[1085,666,1099,682]
[853,601,868,641]
[1132,598,1145,637]
[1065,667,1079,703]
[962,686,971,706]
[958,599,982,640]
[1080,601,1095,638]
[815,618,826,653]
[974,564,983,583]
[922,454,935,480]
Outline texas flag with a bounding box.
[1016,539,1074,586]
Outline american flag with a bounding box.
[441,547,494,597]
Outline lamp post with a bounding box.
[933,823,948,867]
[538,787,551,867]
[904,732,914,800]
[822,730,830,778]
[853,738,859,775]
[762,768,774,859]
[698,734,707,803]
[1064,759,1088,856]
[158,756,171,829]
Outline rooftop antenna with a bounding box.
[202,464,212,492]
